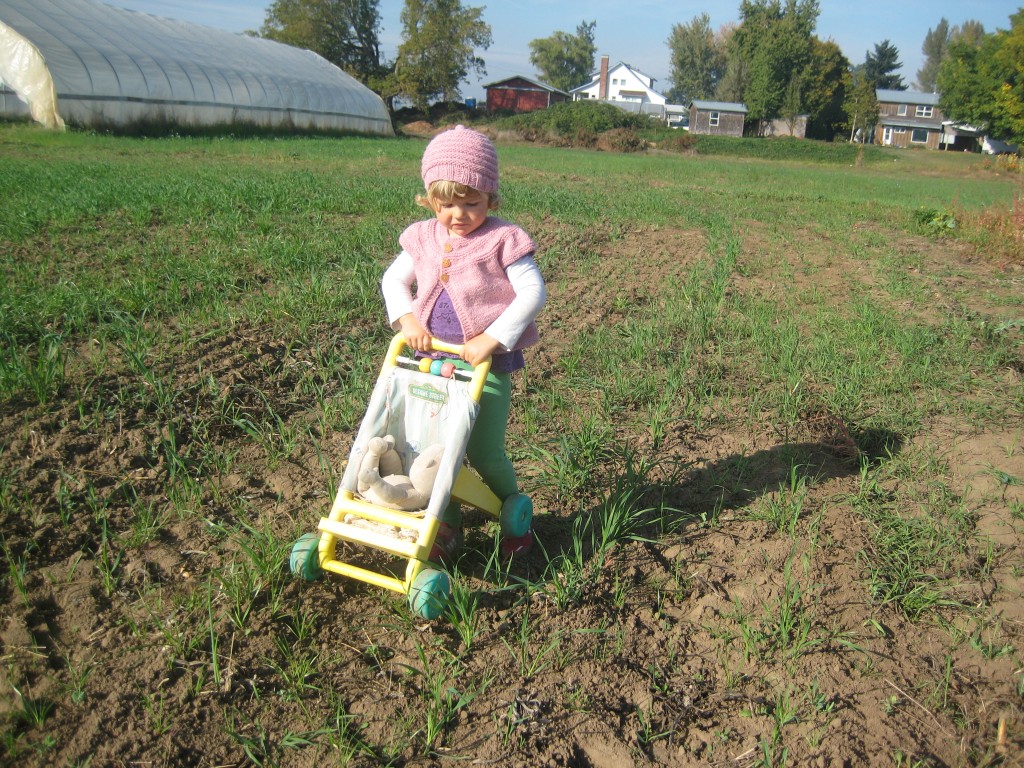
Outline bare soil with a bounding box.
[1,218,1022,767]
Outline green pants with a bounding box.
[466,368,518,500]
[443,364,518,524]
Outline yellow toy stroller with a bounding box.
[289,333,533,620]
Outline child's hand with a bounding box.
[462,334,500,366]
[398,314,432,352]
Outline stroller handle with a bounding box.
[386,333,493,402]
[425,337,488,362]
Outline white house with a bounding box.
[571,56,666,107]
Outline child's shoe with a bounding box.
[500,528,533,559]
[498,493,534,559]
[429,521,463,565]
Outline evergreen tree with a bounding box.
[916,18,949,92]
[528,21,596,92]
[260,0,384,85]
[863,40,905,90]
[666,13,726,104]
[388,0,491,109]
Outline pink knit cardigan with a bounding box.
[398,217,539,348]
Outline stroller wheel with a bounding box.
[409,568,451,620]
[290,533,323,581]
[499,493,533,538]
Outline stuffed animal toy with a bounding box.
[356,435,444,511]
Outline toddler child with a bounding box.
[381,125,546,560]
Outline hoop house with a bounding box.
[0,0,393,135]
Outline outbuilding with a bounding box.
[688,100,748,137]
[483,76,567,113]
[0,0,393,135]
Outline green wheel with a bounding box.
[290,533,323,581]
[499,493,533,538]
[408,568,451,620]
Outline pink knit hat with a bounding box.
[421,125,499,194]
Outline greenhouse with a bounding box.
[0,0,393,135]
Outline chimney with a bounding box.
[598,55,609,100]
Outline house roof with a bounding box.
[569,61,656,93]
[689,100,748,113]
[876,89,940,106]
[616,62,655,83]
[482,75,566,95]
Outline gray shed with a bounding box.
[688,100,748,137]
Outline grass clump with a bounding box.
[685,134,890,164]
[496,100,650,147]
[951,196,1024,264]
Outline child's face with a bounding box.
[432,190,489,238]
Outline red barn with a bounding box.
[484,76,568,113]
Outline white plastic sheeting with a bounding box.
[0,20,63,128]
[0,0,393,135]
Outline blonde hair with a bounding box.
[416,179,501,211]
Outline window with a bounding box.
[894,128,906,134]
[897,104,907,116]
[916,105,933,118]
[911,128,929,143]
[709,111,720,127]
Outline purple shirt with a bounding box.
[425,289,524,373]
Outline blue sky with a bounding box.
[105,0,1019,96]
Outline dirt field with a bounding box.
[1,215,1022,767]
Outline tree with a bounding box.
[260,0,384,85]
[389,0,492,109]
[939,10,1024,146]
[842,70,878,142]
[731,0,820,128]
[863,39,905,90]
[666,13,726,104]
[992,12,1024,144]
[938,30,997,128]
[951,20,986,47]
[780,72,804,133]
[916,18,949,92]
[528,21,596,92]
[714,24,747,101]
[802,38,850,139]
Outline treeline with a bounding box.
[256,1,1024,146]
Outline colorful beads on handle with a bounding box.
[417,357,458,378]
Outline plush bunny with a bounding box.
[356,435,444,511]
